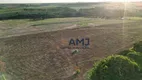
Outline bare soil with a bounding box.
[0,22,142,80]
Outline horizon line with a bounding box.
[0,1,142,4]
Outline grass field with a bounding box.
[0,17,136,38]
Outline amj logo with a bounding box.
[69,38,90,47]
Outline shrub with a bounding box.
[87,55,141,80]
[133,41,142,53]
[119,50,132,56]
[124,52,142,70]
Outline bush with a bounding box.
[87,55,141,80]
[119,50,132,56]
[123,51,142,70]
[133,41,142,53]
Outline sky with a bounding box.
[0,0,142,3]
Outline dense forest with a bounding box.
[0,3,142,20]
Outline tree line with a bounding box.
[0,6,141,20]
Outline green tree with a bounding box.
[87,55,141,80]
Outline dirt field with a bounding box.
[0,17,134,38]
[0,21,142,80]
